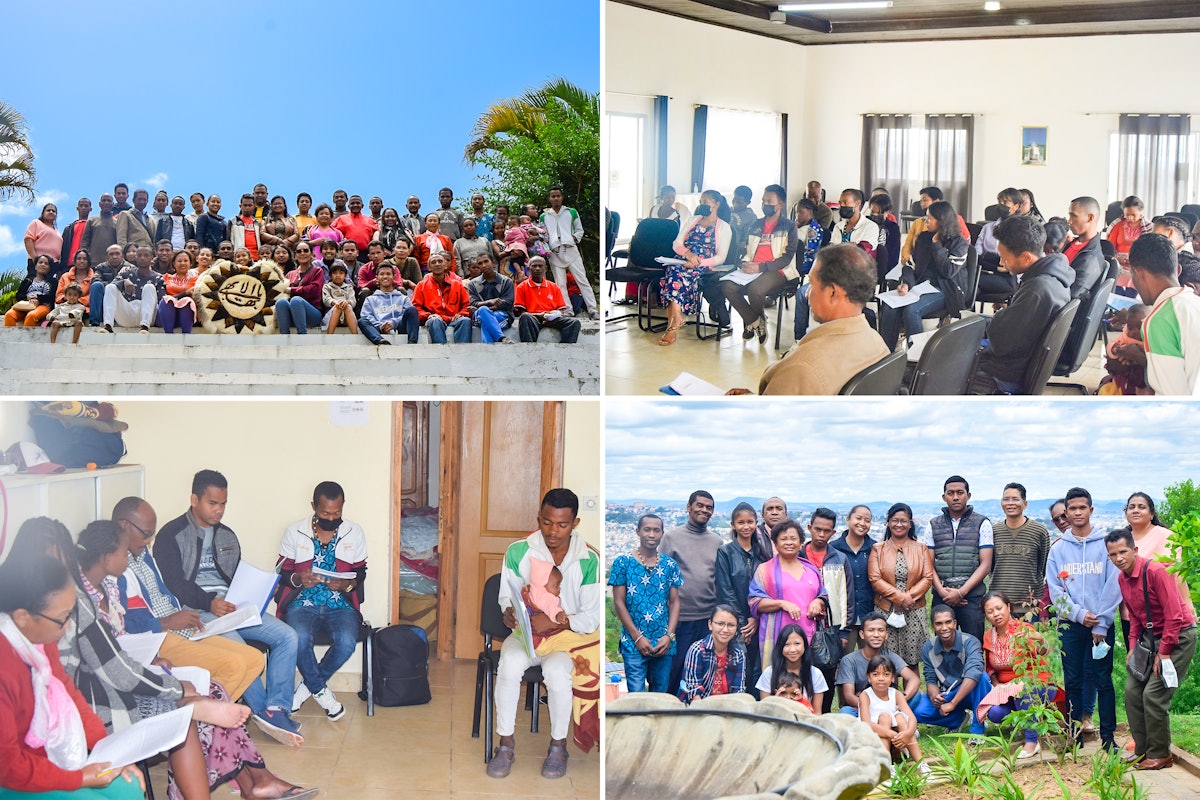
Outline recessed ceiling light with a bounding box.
[769,10,787,23]
[1014,16,1031,25]
[777,1,893,11]
[983,1,1001,10]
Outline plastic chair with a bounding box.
[1050,278,1115,393]
[604,209,621,270]
[1105,201,1124,228]
[471,574,545,764]
[908,315,987,395]
[1020,298,1081,395]
[1182,204,1200,225]
[604,217,677,330]
[839,349,907,395]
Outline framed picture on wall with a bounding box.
[1021,126,1047,165]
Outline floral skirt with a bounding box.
[166,682,265,800]
[660,263,711,315]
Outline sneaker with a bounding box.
[742,320,760,340]
[292,683,311,713]
[139,325,149,334]
[103,323,113,333]
[313,687,345,721]
[756,315,768,344]
[498,336,515,344]
[917,761,932,776]
[253,708,303,746]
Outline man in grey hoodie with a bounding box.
[975,215,1073,393]
[1045,486,1122,751]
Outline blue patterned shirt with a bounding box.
[289,532,351,611]
[608,553,683,655]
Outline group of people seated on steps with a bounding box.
[0,469,374,799]
[629,180,1200,395]
[610,481,1196,773]
[9,182,595,344]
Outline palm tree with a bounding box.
[0,102,35,203]
[464,77,597,164]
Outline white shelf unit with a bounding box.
[0,465,146,557]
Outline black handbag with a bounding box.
[1127,571,1157,683]
[809,598,843,672]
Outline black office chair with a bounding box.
[1182,204,1200,224]
[604,209,621,270]
[982,204,1004,222]
[1166,210,1198,230]
[1020,298,1081,395]
[1099,238,1116,260]
[694,267,734,341]
[1049,278,1115,393]
[839,349,907,395]
[472,573,544,764]
[1100,257,1123,346]
[908,315,987,395]
[1105,201,1124,228]
[772,277,802,350]
[603,217,677,331]
[965,222,983,246]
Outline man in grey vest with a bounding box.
[918,475,993,642]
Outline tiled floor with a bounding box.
[603,297,1105,396]
[148,659,599,799]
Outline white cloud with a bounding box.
[143,172,168,190]
[0,224,21,258]
[0,188,68,218]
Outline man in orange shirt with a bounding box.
[513,256,580,343]
[332,195,379,262]
[412,253,472,343]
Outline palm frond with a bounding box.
[463,78,596,164]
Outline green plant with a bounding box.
[1086,748,1149,800]
[981,772,1043,800]
[0,101,36,202]
[1160,479,1200,528]
[1163,512,1200,609]
[884,759,927,799]
[605,596,622,663]
[925,735,987,792]
[0,269,23,314]
[1046,765,1076,800]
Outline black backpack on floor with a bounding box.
[372,624,431,707]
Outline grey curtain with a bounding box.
[861,114,913,211]
[654,95,669,190]
[691,104,708,193]
[924,115,974,220]
[1117,114,1192,215]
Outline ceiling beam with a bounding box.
[808,2,1197,34]
[689,0,831,33]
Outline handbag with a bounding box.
[1127,569,1157,683]
[809,598,843,672]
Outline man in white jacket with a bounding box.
[488,488,601,781]
[540,188,596,318]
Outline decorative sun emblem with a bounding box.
[196,260,289,334]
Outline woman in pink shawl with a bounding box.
[748,519,827,666]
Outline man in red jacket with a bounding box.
[412,253,471,343]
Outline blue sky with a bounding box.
[606,399,1200,503]
[0,1,599,269]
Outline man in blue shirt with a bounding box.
[910,605,991,735]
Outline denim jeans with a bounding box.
[1061,621,1115,740]
[287,605,360,694]
[473,308,511,343]
[985,685,1055,743]
[931,592,986,643]
[620,642,672,693]
[793,283,812,340]
[668,618,712,697]
[879,288,945,350]
[88,281,106,325]
[360,307,419,344]
[910,672,993,734]
[425,315,471,343]
[206,610,298,713]
[274,297,322,333]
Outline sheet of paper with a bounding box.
[885,263,903,281]
[329,401,368,427]
[877,281,938,309]
[188,605,261,641]
[224,561,280,615]
[666,372,725,397]
[115,632,166,666]
[719,269,761,286]
[148,665,211,695]
[1107,293,1139,311]
[312,566,357,580]
[654,256,688,266]
[905,329,937,363]
[86,705,194,769]
[507,577,540,665]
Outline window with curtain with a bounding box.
[862,114,975,220]
[1109,114,1195,215]
[692,105,784,201]
[604,93,665,242]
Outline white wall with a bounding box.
[605,2,810,207]
[605,1,1200,219]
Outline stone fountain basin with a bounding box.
[606,692,889,800]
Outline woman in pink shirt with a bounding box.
[24,204,63,277]
[1119,492,1195,644]
[158,250,199,334]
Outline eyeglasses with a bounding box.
[119,518,154,539]
[711,621,739,630]
[1052,513,1068,524]
[34,610,72,629]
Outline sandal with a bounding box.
[541,742,569,779]
[486,745,515,778]
[275,788,320,799]
[658,324,681,346]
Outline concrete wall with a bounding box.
[605,1,1200,217]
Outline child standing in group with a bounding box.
[47,282,86,343]
[755,624,825,712]
[608,514,683,693]
[859,655,926,773]
[323,263,359,334]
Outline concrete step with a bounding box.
[0,325,599,396]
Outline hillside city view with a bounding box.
[604,497,1141,570]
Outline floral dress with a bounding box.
[660,222,717,314]
[885,551,929,667]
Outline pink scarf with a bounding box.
[0,612,87,769]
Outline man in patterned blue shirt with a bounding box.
[608,514,682,693]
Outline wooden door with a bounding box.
[441,401,564,660]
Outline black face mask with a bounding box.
[316,517,342,532]
[694,204,712,218]
[868,214,884,225]
[838,206,856,220]
[761,203,777,217]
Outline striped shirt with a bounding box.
[989,518,1050,616]
[1143,286,1200,395]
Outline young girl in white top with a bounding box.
[859,655,926,771]
[755,624,826,711]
